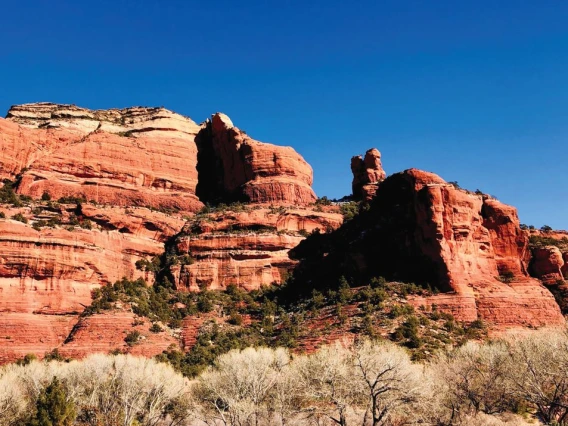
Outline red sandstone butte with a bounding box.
[4,103,204,212]
[351,148,386,200]
[373,169,563,326]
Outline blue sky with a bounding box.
[1,0,567,228]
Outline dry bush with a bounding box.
[0,354,192,426]
[194,346,294,426]
[293,342,362,426]
[506,328,568,425]
[430,340,518,424]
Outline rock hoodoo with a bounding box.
[351,148,386,200]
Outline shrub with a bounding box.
[16,353,38,366]
[227,310,243,326]
[28,376,77,426]
[12,213,27,224]
[0,179,23,207]
[340,201,360,221]
[498,270,515,284]
[124,330,141,346]
[41,191,51,201]
[149,323,163,333]
[315,196,332,206]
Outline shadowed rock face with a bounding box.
[290,168,563,326]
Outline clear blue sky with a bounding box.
[1,0,567,229]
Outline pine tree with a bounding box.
[28,376,76,426]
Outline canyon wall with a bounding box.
[0,107,565,363]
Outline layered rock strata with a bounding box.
[172,207,343,291]
[196,113,316,205]
[3,103,317,210]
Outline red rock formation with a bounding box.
[530,246,565,284]
[0,204,186,363]
[3,104,319,210]
[60,311,178,360]
[5,104,204,212]
[196,113,316,205]
[291,168,564,327]
[351,148,386,200]
[377,169,563,326]
[0,102,565,363]
[172,207,343,291]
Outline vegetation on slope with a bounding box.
[83,272,487,377]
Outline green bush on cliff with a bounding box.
[0,179,23,207]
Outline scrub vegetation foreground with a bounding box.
[2,328,568,426]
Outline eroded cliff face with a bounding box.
[0,103,331,362]
[0,108,565,363]
[291,168,563,327]
[3,104,203,212]
[4,103,317,210]
[0,204,185,363]
[196,113,316,205]
[172,207,343,291]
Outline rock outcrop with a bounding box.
[0,105,565,363]
[3,103,317,210]
[0,205,183,363]
[2,104,204,212]
[0,102,335,362]
[196,113,316,205]
[172,207,343,291]
[531,246,565,284]
[528,231,568,283]
[351,148,386,200]
[290,168,564,326]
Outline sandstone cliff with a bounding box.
[196,113,316,205]
[0,103,331,363]
[3,103,317,210]
[172,206,343,291]
[290,168,563,327]
[0,109,565,364]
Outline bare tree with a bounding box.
[352,339,428,426]
[431,340,516,423]
[293,343,362,426]
[507,329,568,425]
[0,367,27,426]
[194,347,291,426]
